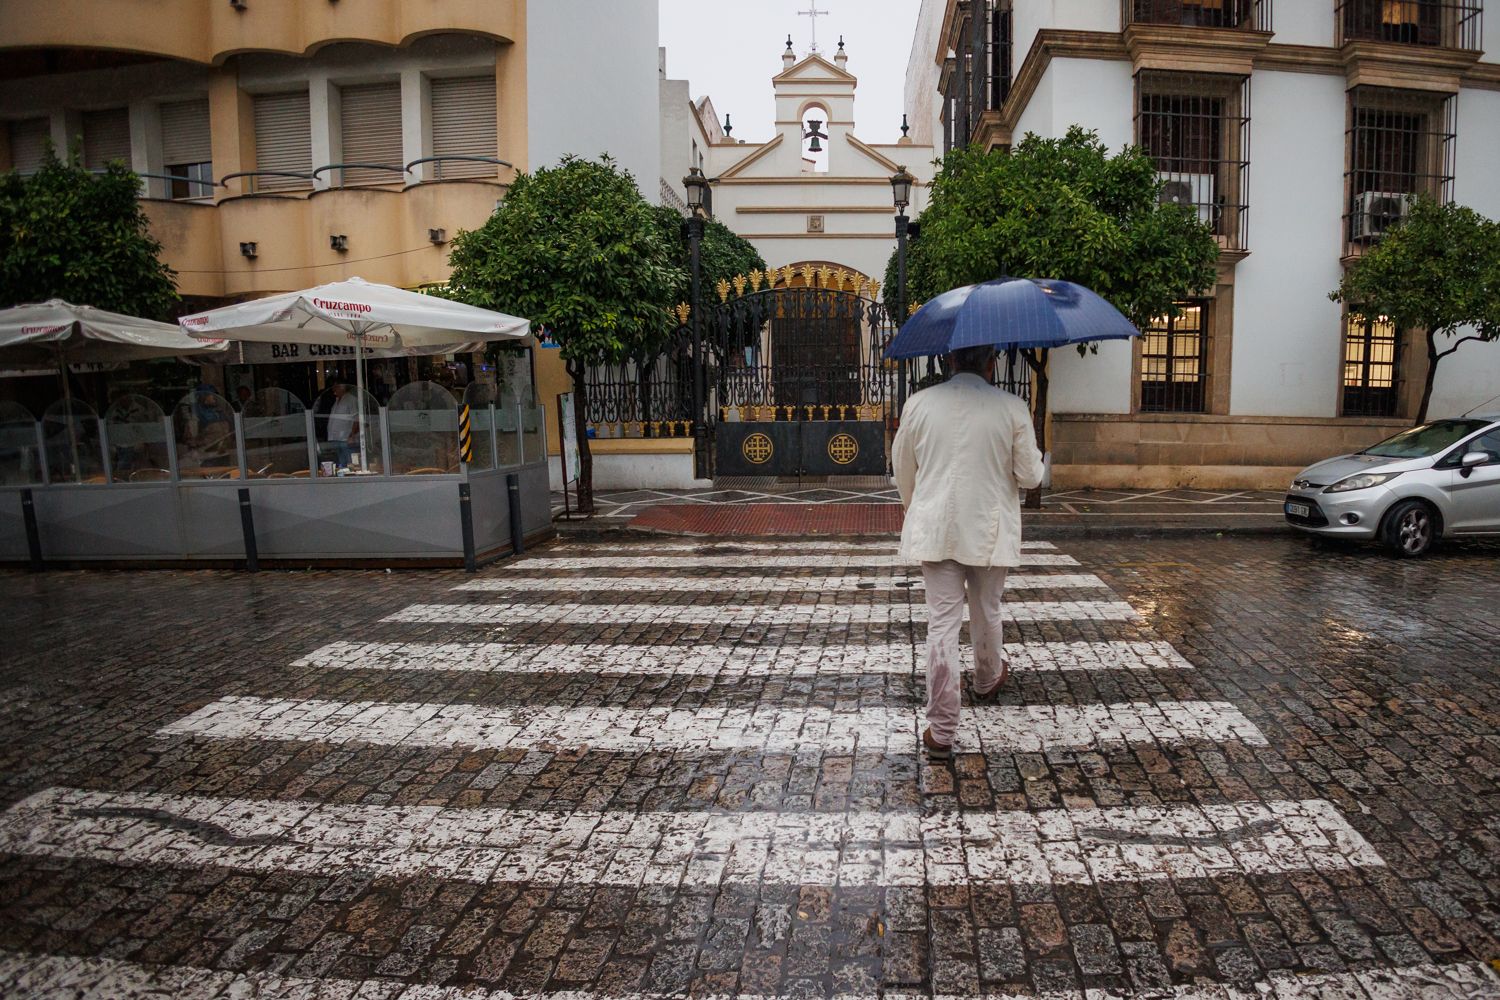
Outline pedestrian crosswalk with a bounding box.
[3,535,1485,999]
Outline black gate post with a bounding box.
[236,487,259,573]
[20,488,43,572]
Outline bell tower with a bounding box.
[772,36,858,173]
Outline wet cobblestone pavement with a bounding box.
[0,533,1497,998]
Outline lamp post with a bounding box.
[683,167,710,478]
[891,166,915,412]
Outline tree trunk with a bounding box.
[636,354,654,438]
[1022,348,1049,511]
[1415,331,1440,426]
[566,359,595,515]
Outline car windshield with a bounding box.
[1361,419,1491,458]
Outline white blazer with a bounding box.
[892,372,1045,568]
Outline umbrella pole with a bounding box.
[355,332,370,471]
[58,344,81,481]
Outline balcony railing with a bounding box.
[1336,0,1482,50]
[1124,0,1272,31]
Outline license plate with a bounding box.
[1285,502,1311,518]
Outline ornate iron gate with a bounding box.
[703,280,895,478]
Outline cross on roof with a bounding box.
[798,3,830,53]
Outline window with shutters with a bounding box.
[338,81,403,186]
[1342,313,1401,417]
[82,108,131,170]
[160,99,213,200]
[430,75,498,180]
[252,90,312,192]
[7,118,50,175]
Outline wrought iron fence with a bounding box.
[1336,0,1482,49]
[582,349,694,435]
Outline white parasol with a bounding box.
[0,300,229,477]
[180,277,530,470]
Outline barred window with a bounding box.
[1336,0,1483,49]
[942,1,1012,154]
[1342,314,1400,417]
[1124,0,1271,30]
[1137,72,1251,250]
[1140,301,1210,413]
[1344,87,1454,253]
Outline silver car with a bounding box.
[1285,414,1500,557]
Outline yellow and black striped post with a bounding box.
[458,404,474,465]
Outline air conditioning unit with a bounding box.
[1158,173,1217,227]
[1350,191,1413,241]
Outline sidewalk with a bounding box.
[553,479,1289,537]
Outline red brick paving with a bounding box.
[628,502,903,536]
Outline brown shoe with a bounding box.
[972,659,1012,702]
[922,727,952,761]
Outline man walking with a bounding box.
[892,346,1046,760]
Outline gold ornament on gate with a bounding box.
[675,303,691,325]
[715,278,731,303]
[828,432,859,466]
[868,279,881,303]
[742,432,774,465]
[749,269,765,292]
[733,274,747,297]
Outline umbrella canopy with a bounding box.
[884,277,1140,360]
[0,300,228,368]
[178,277,529,347]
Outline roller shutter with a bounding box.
[8,119,49,174]
[252,90,312,191]
[338,82,403,186]
[431,76,498,179]
[161,99,211,166]
[82,108,131,169]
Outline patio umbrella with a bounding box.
[0,300,229,476]
[179,277,530,469]
[883,277,1140,360]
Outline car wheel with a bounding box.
[1382,499,1437,558]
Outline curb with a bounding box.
[551,518,1293,541]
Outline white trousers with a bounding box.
[920,560,1010,745]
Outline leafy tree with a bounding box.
[446,156,684,513]
[0,147,179,318]
[650,205,766,305]
[903,127,1219,506]
[1331,197,1500,425]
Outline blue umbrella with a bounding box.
[884,277,1140,359]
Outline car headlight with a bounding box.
[1325,472,1401,493]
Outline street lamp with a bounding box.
[682,167,709,477]
[892,166,916,411]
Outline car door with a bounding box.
[1444,429,1500,532]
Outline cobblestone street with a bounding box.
[0,533,1497,998]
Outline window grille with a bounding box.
[1335,0,1483,50]
[1124,0,1272,30]
[1342,313,1401,417]
[1136,72,1252,250]
[1344,86,1454,254]
[1140,301,1210,413]
[430,76,498,180]
[942,1,1012,154]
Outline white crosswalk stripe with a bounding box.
[0,789,1385,888]
[4,950,1495,1000]
[157,697,1265,753]
[381,600,1139,625]
[290,639,1194,675]
[453,573,1108,593]
[502,553,1081,569]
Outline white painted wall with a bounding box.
[1231,70,1346,417]
[1271,1,1335,47]
[904,0,949,146]
[525,0,661,197]
[1014,0,1121,76]
[1429,86,1500,416]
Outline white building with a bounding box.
[906,0,1500,489]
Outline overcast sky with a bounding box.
[657,0,921,146]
